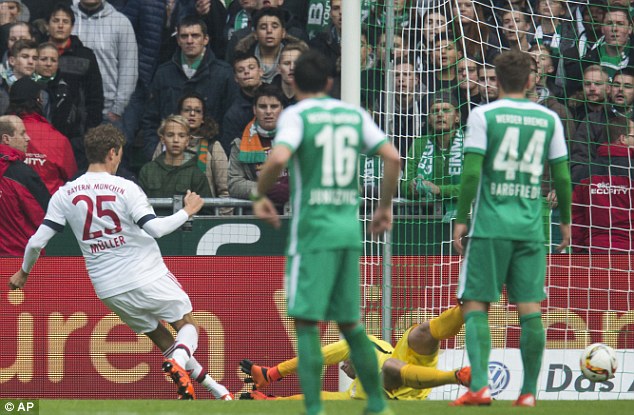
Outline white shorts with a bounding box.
[102,272,193,333]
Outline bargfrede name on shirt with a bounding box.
[490,182,541,199]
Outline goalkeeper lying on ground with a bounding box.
[240,306,470,400]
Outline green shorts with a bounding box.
[286,248,360,323]
[457,238,547,304]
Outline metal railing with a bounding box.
[148,196,253,216]
[148,196,445,220]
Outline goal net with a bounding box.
[360,0,633,400]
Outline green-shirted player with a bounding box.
[252,50,400,415]
[451,50,572,407]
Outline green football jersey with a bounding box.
[464,98,568,241]
[275,97,387,255]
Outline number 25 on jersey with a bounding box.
[72,195,122,240]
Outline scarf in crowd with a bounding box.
[591,36,630,76]
[415,130,464,199]
[192,134,209,172]
[238,119,277,163]
[32,72,56,84]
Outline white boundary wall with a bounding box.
[428,349,634,400]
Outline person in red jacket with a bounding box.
[0,114,50,256]
[7,76,77,194]
[572,115,634,254]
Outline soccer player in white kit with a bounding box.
[8,124,232,400]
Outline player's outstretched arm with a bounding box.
[453,153,484,255]
[370,142,400,236]
[8,224,58,290]
[140,191,197,238]
[183,190,204,216]
[8,269,29,290]
[551,160,572,253]
[141,190,204,239]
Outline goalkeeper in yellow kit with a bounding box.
[240,306,470,400]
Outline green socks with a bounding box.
[519,312,545,396]
[464,311,491,391]
[464,310,544,395]
[296,325,324,415]
[341,325,386,413]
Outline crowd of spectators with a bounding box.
[0,0,632,256]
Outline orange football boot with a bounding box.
[162,359,196,400]
[450,386,492,406]
[513,393,536,407]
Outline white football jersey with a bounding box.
[44,172,169,299]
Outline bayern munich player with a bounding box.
[8,124,232,400]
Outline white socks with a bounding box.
[185,356,231,399]
[170,324,198,367]
[164,324,231,399]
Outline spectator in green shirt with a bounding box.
[400,92,463,218]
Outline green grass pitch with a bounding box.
[39,399,634,415]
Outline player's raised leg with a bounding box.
[239,337,355,390]
[167,315,199,370]
[383,358,470,391]
[240,359,282,389]
[168,313,233,400]
[145,324,196,399]
[146,311,232,400]
[383,306,470,391]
